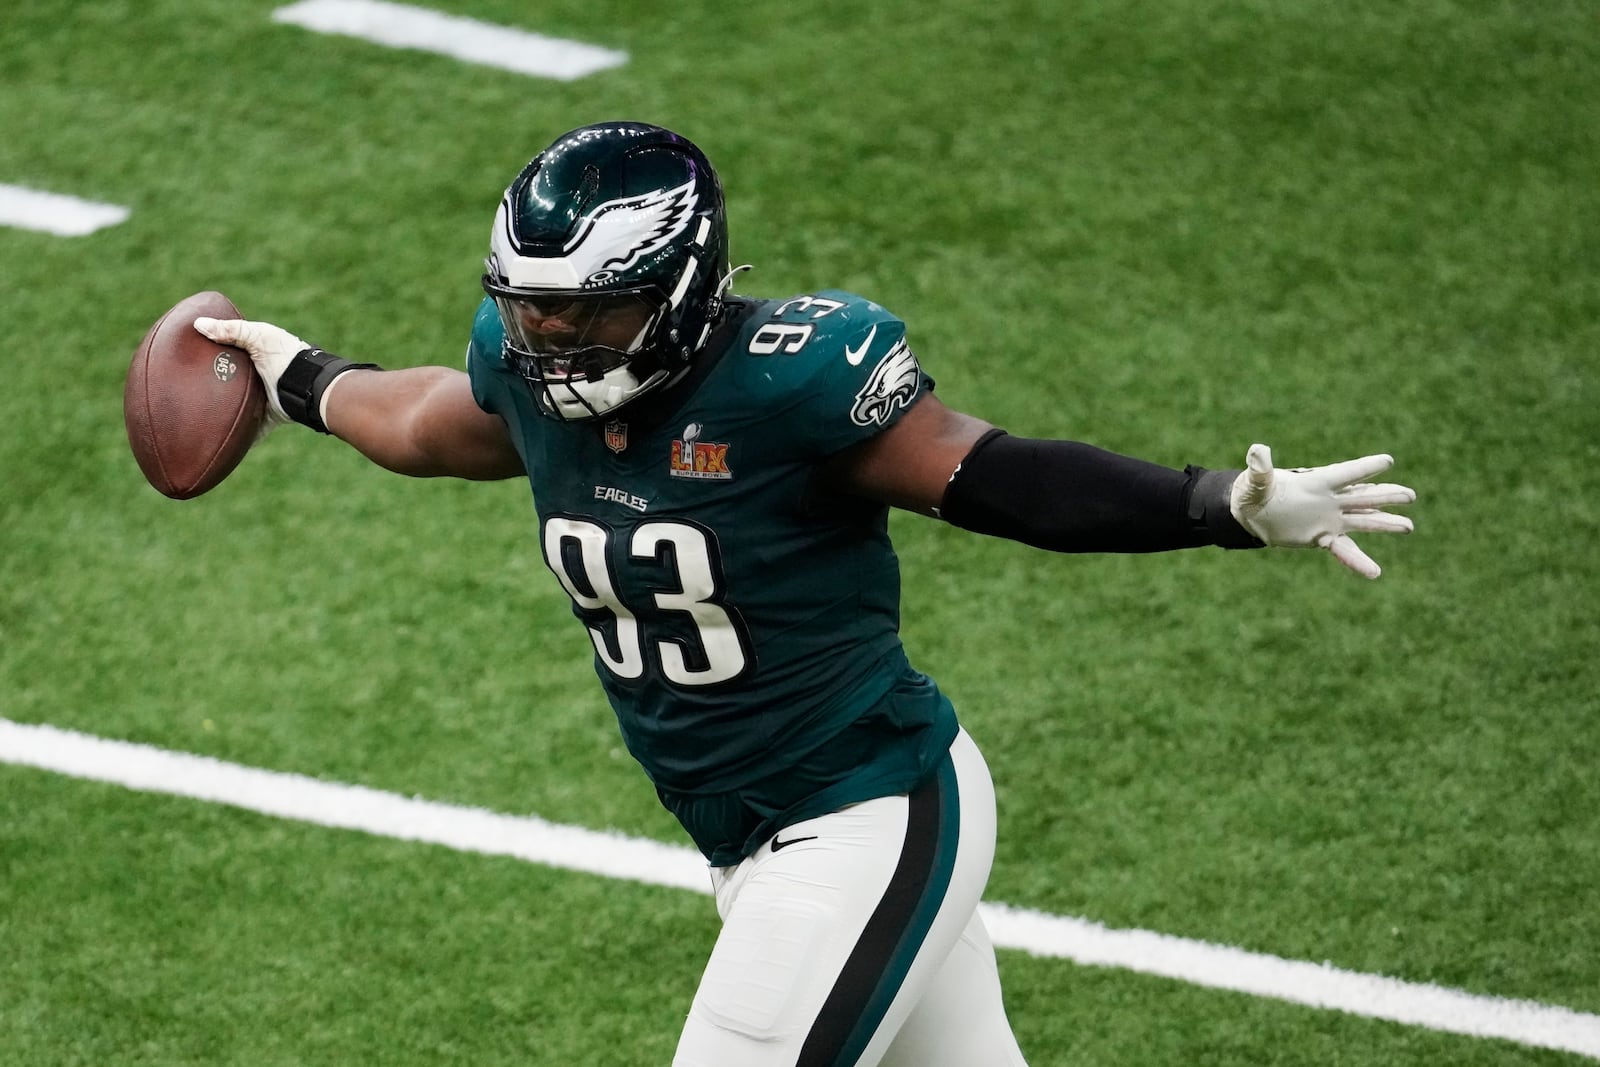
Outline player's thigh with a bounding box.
[675,799,903,1067]
[673,730,998,1067]
[846,731,1005,1067]
[880,910,1029,1067]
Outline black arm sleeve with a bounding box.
[938,429,1262,553]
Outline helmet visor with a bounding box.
[489,288,663,370]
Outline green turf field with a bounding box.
[2,0,1597,1063]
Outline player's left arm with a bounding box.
[826,393,994,516]
[831,394,1416,578]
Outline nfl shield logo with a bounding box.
[604,420,628,454]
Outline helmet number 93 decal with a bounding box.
[543,516,751,687]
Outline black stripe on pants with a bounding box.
[796,767,949,1067]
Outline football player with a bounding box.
[196,121,1415,1067]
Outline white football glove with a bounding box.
[194,316,308,430]
[1229,444,1416,579]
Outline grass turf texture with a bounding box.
[2,0,1597,1063]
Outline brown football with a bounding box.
[124,291,265,499]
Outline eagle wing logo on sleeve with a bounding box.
[850,339,921,427]
[562,179,699,284]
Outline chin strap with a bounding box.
[703,264,753,329]
[716,263,753,293]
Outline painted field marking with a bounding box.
[3,717,1598,1060]
[0,183,130,236]
[271,0,628,80]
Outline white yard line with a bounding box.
[3,717,1597,1060]
[0,183,129,236]
[271,0,627,81]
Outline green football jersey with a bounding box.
[468,289,959,864]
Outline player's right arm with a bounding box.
[319,365,523,479]
[195,316,524,481]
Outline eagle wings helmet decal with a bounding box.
[526,179,700,287]
[850,339,921,426]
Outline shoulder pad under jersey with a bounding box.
[734,290,932,453]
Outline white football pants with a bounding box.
[672,729,1028,1067]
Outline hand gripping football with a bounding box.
[124,291,266,499]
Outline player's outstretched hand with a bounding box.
[1229,444,1416,579]
[194,317,310,429]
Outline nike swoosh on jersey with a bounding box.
[843,324,877,366]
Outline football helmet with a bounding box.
[483,121,731,420]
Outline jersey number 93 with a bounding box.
[543,517,751,687]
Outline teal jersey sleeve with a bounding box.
[738,290,935,457]
[466,296,515,417]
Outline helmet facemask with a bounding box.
[484,283,672,420]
